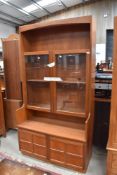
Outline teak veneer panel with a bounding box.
[22,25,90,52]
[4,99,22,129]
[2,36,22,100]
[18,120,86,142]
[20,16,92,32]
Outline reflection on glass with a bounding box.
[27,82,50,109]
[57,82,85,113]
[56,54,86,82]
[25,55,49,80]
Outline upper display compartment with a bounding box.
[25,53,50,81]
[55,53,86,82]
[20,16,92,53]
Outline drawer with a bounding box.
[66,142,84,156]
[33,145,47,158]
[66,154,83,168]
[50,150,65,164]
[33,133,46,146]
[20,141,33,153]
[19,129,32,142]
[50,138,65,151]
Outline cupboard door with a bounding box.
[19,129,33,154]
[50,137,65,151]
[50,150,65,165]
[66,142,84,156]
[33,145,47,159]
[33,133,47,159]
[66,154,83,169]
[19,129,32,142]
[55,53,87,114]
[50,137,65,164]
[33,133,46,146]
[49,137,84,168]
[20,141,33,153]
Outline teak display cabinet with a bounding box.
[17,16,95,173]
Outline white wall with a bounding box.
[0,23,16,51]
[0,23,16,38]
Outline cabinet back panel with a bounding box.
[23,24,90,52]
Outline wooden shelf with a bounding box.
[27,80,49,83]
[56,110,86,118]
[95,98,111,103]
[18,120,86,142]
[24,51,49,56]
[27,105,50,112]
[57,81,86,84]
[27,79,85,84]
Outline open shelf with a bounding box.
[18,120,86,142]
[58,81,86,84]
[27,79,48,82]
[56,110,86,118]
[24,51,49,56]
[27,79,85,84]
[27,105,50,112]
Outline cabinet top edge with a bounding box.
[19,16,93,33]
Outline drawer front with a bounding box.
[50,138,65,151]
[50,150,65,164]
[33,133,46,146]
[33,145,47,158]
[66,154,83,168]
[20,141,33,153]
[66,142,84,156]
[19,129,32,142]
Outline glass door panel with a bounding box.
[55,53,86,114]
[27,81,50,110]
[25,54,49,80]
[56,82,85,113]
[56,53,86,82]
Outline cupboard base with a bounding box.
[18,126,90,173]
